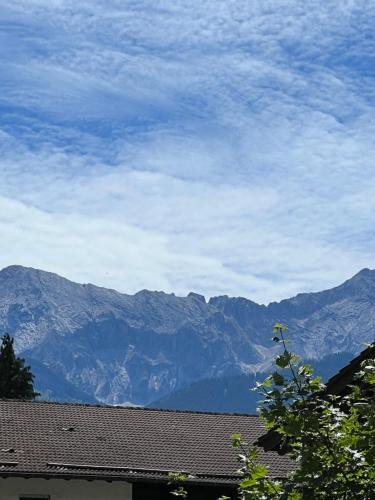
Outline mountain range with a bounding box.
[0,265,374,409]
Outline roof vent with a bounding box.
[1,448,15,453]
[62,426,75,432]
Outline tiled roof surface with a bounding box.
[0,400,294,484]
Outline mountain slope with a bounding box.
[25,357,99,404]
[0,265,374,407]
[0,266,266,405]
[149,352,355,413]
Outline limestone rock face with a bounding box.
[0,265,373,405]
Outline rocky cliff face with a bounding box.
[0,265,374,406]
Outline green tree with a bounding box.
[170,325,374,499]
[234,324,375,499]
[0,333,39,399]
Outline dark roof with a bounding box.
[324,343,375,396]
[0,400,293,485]
[258,343,375,452]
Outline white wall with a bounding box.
[0,477,132,500]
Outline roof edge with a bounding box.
[0,470,240,486]
[0,398,259,418]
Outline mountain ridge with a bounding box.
[0,264,374,407]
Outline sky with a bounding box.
[1,0,375,304]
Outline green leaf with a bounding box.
[240,477,257,488]
[272,371,285,386]
[251,463,268,479]
[273,322,287,333]
[231,433,242,448]
[262,376,273,387]
[298,364,313,377]
[275,351,292,368]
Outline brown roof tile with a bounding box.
[0,400,293,484]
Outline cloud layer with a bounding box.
[1,0,375,303]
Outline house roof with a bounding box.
[0,400,294,486]
[324,343,375,396]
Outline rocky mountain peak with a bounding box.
[341,267,375,289]
[0,265,373,406]
[187,292,206,303]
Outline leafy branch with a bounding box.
[235,325,375,499]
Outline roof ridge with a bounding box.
[325,342,375,389]
[0,398,259,417]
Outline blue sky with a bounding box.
[1,0,375,303]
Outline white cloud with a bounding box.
[0,0,375,302]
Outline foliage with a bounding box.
[231,433,283,498]
[168,471,231,499]
[168,472,188,498]
[235,324,375,499]
[169,324,374,499]
[0,333,39,399]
